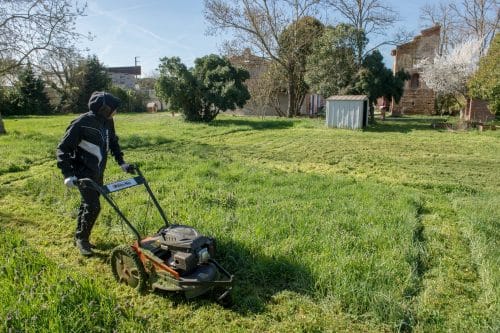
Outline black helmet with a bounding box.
[88,91,121,117]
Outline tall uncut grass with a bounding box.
[0,113,498,332]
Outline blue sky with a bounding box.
[76,0,429,76]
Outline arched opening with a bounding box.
[410,73,420,89]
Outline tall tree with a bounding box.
[305,23,364,97]
[323,0,401,64]
[468,33,500,115]
[204,0,323,117]
[450,0,499,50]
[349,50,408,122]
[73,56,112,113]
[277,16,325,116]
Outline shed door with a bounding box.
[362,100,368,127]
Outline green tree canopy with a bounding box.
[278,16,325,117]
[468,34,500,115]
[73,56,112,113]
[155,57,199,118]
[304,23,408,121]
[156,55,250,122]
[109,86,147,113]
[305,24,365,97]
[2,64,53,116]
[349,50,408,121]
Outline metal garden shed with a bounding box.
[325,95,369,130]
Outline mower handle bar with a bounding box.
[76,164,170,245]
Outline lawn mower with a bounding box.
[76,165,233,301]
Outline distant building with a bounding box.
[229,49,315,116]
[228,48,279,116]
[463,99,495,123]
[391,26,441,115]
[107,66,141,90]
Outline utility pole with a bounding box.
[134,56,140,78]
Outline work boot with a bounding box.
[73,237,96,249]
[75,238,93,256]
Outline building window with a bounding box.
[410,73,420,89]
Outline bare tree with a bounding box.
[322,0,402,64]
[0,0,87,74]
[228,49,286,117]
[38,49,84,112]
[40,50,81,89]
[0,0,87,134]
[420,1,460,55]
[450,0,499,51]
[204,0,322,117]
[421,0,499,55]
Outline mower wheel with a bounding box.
[110,245,148,291]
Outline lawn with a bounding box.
[0,113,498,332]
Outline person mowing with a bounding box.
[56,91,133,256]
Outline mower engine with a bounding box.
[157,225,216,275]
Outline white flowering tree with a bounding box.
[418,38,484,116]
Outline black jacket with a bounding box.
[56,111,124,179]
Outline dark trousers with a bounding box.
[75,176,102,241]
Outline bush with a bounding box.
[109,86,147,113]
[1,65,53,116]
[156,55,250,122]
[0,88,16,116]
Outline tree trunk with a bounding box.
[0,113,6,134]
[287,79,295,118]
[460,98,471,121]
[286,70,305,117]
[356,45,364,68]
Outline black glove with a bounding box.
[120,163,136,174]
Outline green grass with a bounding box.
[0,113,499,332]
[0,227,147,332]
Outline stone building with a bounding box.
[463,99,495,123]
[228,49,277,116]
[229,49,316,116]
[391,25,441,115]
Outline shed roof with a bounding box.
[327,95,368,101]
[107,66,141,75]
